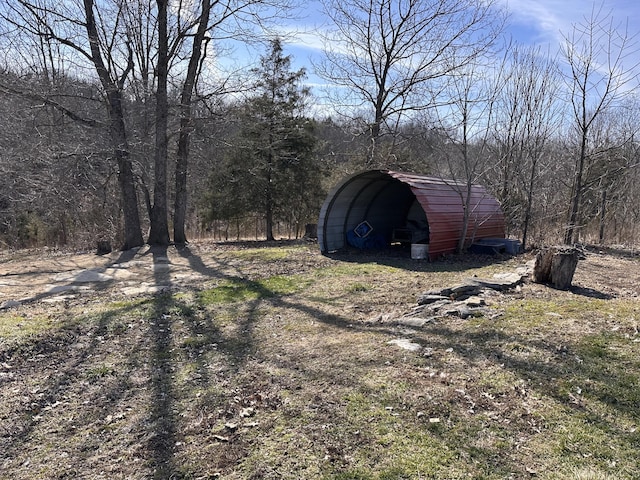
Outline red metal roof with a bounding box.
[318,170,505,259]
[388,171,505,258]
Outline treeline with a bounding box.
[1,0,639,251]
[0,44,319,248]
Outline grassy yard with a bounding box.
[0,243,638,479]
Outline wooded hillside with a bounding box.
[1,0,639,250]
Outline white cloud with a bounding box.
[277,26,327,53]
[500,0,640,46]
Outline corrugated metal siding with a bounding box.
[318,170,505,259]
[318,171,385,252]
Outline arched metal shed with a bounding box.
[318,170,505,259]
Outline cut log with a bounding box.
[532,246,579,290]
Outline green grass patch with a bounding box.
[228,246,304,262]
[85,364,116,381]
[105,298,152,310]
[0,313,57,338]
[574,332,640,411]
[322,392,461,478]
[197,275,310,305]
[314,263,402,278]
[346,282,369,293]
[502,297,608,325]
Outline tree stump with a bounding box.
[96,240,112,255]
[304,223,318,239]
[532,246,580,290]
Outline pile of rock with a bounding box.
[382,268,531,352]
[389,271,529,328]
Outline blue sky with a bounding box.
[217,0,640,117]
[272,0,640,85]
[499,0,640,45]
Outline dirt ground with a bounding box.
[1,241,639,479]
[0,241,331,308]
[1,242,639,309]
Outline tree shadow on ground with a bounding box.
[4,241,632,478]
[146,245,178,479]
[584,244,640,259]
[326,248,520,273]
[412,320,640,473]
[2,241,509,477]
[0,246,144,307]
[569,285,613,299]
[0,299,152,475]
[140,244,315,477]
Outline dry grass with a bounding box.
[1,242,639,479]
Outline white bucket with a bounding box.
[411,243,429,260]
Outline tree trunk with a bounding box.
[457,185,472,254]
[173,0,211,245]
[265,198,275,241]
[456,106,474,255]
[109,101,144,249]
[83,0,143,250]
[564,170,583,245]
[174,129,189,245]
[599,189,606,244]
[522,155,539,251]
[564,109,589,245]
[116,146,145,249]
[148,0,170,246]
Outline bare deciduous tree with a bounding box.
[2,0,145,248]
[432,63,496,253]
[561,5,640,245]
[316,0,504,167]
[490,44,561,249]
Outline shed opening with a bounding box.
[318,170,505,260]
